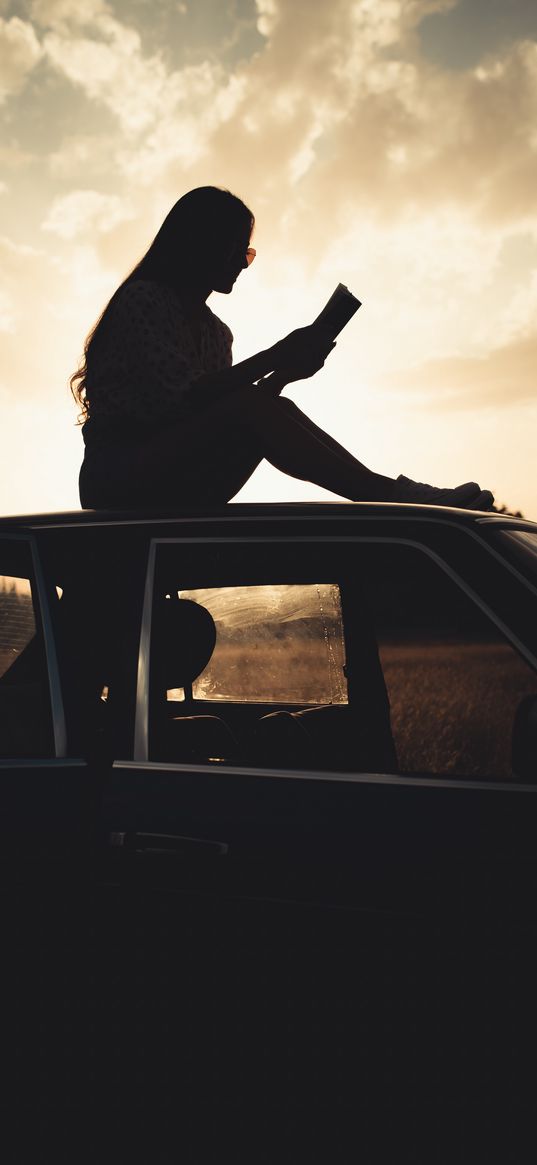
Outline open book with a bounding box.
[312,283,362,339]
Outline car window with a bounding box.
[0,543,54,758]
[167,583,347,706]
[145,542,395,771]
[359,543,537,780]
[0,575,36,679]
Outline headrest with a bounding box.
[152,596,217,690]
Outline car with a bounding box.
[2,500,537,862]
[3,500,537,1113]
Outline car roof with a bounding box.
[0,501,535,535]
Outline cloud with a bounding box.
[116,70,248,183]
[0,139,34,168]
[42,188,136,239]
[238,0,537,240]
[0,15,42,103]
[293,32,537,243]
[47,131,117,178]
[34,0,245,165]
[42,22,168,134]
[31,0,179,134]
[381,328,537,408]
[40,0,529,238]
[22,0,537,242]
[0,232,116,400]
[30,0,109,31]
[255,0,279,37]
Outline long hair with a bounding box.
[70,186,254,421]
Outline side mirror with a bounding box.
[511,694,537,782]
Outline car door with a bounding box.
[100,521,537,897]
[0,534,94,857]
[98,532,397,907]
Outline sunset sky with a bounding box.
[1,0,536,516]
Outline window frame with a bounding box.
[0,534,67,760]
[133,533,537,766]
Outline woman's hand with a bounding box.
[271,326,336,381]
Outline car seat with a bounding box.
[150,595,239,764]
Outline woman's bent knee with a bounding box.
[224,386,295,426]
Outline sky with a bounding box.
[0,0,536,516]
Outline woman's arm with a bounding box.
[256,371,291,398]
[194,328,336,403]
[194,345,280,399]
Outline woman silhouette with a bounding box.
[74,186,493,511]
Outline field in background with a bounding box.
[380,640,537,778]
[169,636,349,706]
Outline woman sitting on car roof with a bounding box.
[72,185,493,512]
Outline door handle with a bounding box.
[109,831,229,856]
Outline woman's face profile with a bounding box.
[209,223,253,294]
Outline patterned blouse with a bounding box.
[83,278,233,438]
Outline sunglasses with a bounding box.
[228,243,256,266]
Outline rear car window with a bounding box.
[167,583,348,706]
[0,542,54,758]
[0,576,36,680]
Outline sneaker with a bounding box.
[394,475,494,510]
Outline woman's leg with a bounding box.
[260,398,396,501]
[81,386,490,509]
[135,387,395,505]
[237,398,492,508]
